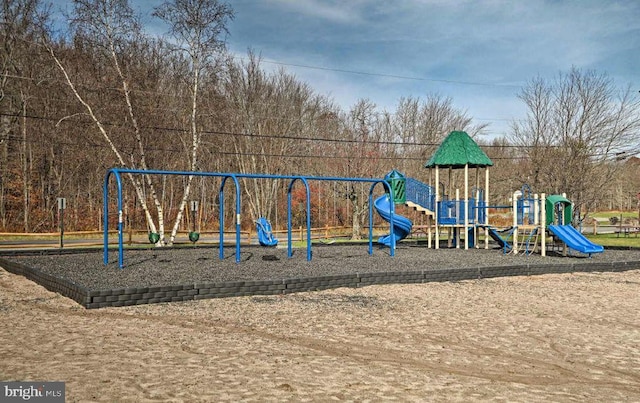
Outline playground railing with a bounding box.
[437,198,478,225]
[405,178,436,211]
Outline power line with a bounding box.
[13,24,525,91]
[3,133,532,162]
[254,57,523,89]
[10,108,636,160]
[0,111,541,149]
[2,84,521,126]
[4,54,523,124]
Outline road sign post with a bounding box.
[57,197,67,248]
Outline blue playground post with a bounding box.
[219,174,242,262]
[103,169,397,269]
[104,169,242,268]
[103,168,124,266]
[287,176,312,261]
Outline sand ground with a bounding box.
[2,266,640,402]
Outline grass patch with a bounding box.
[583,233,640,248]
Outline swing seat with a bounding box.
[256,217,278,247]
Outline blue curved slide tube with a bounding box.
[256,217,278,247]
[374,194,413,246]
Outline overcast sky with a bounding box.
[70,0,640,139]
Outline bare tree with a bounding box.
[511,67,640,222]
[340,99,380,240]
[42,0,179,243]
[387,95,488,177]
[1,0,51,231]
[219,52,330,225]
[42,0,233,245]
[153,0,233,243]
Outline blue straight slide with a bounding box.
[548,225,604,256]
[487,227,512,252]
[374,194,413,247]
[256,217,278,247]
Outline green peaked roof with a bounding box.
[425,131,493,168]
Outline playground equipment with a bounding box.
[486,226,515,253]
[479,187,603,257]
[425,130,492,250]
[371,170,438,247]
[374,194,413,246]
[414,131,603,257]
[188,200,200,244]
[546,194,604,256]
[374,170,413,246]
[548,225,604,256]
[505,185,547,255]
[255,217,278,247]
[102,133,603,269]
[103,168,406,268]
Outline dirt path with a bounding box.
[2,266,640,402]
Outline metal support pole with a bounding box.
[57,197,66,248]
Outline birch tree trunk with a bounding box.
[154,0,233,245]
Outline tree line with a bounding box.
[2,0,639,241]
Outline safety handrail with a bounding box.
[405,177,436,211]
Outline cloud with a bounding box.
[127,0,640,140]
[265,0,367,24]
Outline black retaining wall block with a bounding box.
[527,263,572,276]
[424,267,479,283]
[283,274,359,294]
[479,266,528,279]
[357,270,423,286]
[609,260,640,272]
[195,280,285,300]
[572,261,615,273]
[3,256,640,309]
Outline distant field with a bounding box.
[591,211,639,221]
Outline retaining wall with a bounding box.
[1,257,640,309]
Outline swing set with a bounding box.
[103,168,402,269]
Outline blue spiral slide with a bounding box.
[374,194,413,246]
